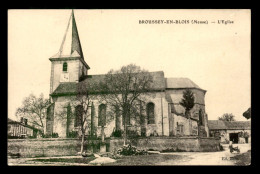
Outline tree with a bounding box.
[97,64,154,145]
[179,89,195,117]
[72,81,97,154]
[243,108,251,120]
[179,89,195,135]
[15,93,50,134]
[218,113,235,121]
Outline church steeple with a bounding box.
[49,10,90,95]
[51,10,84,59]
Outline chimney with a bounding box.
[20,117,24,123]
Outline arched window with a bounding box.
[199,109,204,126]
[63,62,68,72]
[98,104,106,126]
[75,105,83,127]
[147,102,155,124]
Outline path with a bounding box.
[158,144,251,165]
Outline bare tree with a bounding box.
[73,82,97,154]
[97,64,154,145]
[218,113,235,122]
[15,93,50,134]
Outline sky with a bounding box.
[8,9,251,122]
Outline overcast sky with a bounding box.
[8,9,251,121]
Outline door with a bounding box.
[229,133,239,144]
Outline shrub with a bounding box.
[51,132,59,138]
[116,144,148,156]
[67,131,78,138]
[111,129,123,137]
[42,132,59,138]
[127,130,140,138]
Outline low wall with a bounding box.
[8,136,221,158]
[109,137,221,152]
[8,138,104,158]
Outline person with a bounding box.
[229,141,233,149]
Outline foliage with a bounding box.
[42,132,59,138]
[179,89,195,117]
[239,131,249,138]
[116,144,148,156]
[111,129,123,137]
[96,64,154,144]
[243,108,251,120]
[161,148,187,152]
[127,129,140,138]
[67,131,78,138]
[15,93,50,133]
[149,130,159,137]
[218,113,235,121]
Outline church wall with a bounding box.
[142,91,170,136]
[51,59,80,93]
[52,101,69,137]
[173,114,198,136]
[165,89,208,136]
[50,88,206,138]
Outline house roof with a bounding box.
[8,118,40,131]
[208,120,251,130]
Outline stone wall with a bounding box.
[108,137,220,152]
[8,138,95,158]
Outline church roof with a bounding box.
[51,71,206,96]
[165,78,202,89]
[51,71,166,96]
[51,10,85,60]
[208,120,251,130]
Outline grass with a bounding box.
[230,150,251,166]
[30,157,96,164]
[104,154,184,166]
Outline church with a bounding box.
[45,10,209,139]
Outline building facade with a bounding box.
[8,118,39,138]
[45,11,209,138]
[208,120,251,144]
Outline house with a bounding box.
[8,118,40,138]
[208,120,251,144]
[45,10,209,139]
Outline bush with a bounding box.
[42,132,59,138]
[67,131,78,138]
[116,144,148,156]
[111,129,123,137]
[127,130,140,138]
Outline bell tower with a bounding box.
[49,10,90,95]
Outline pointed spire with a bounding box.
[52,10,84,59]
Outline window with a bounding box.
[199,109,204,126]
[147,102,155,124]
[98,104,106,126]
[75,105,83,127]
[177,123,184,135]
[63,62,68,72]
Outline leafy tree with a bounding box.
[179,89,195,117]
[218,113,235,121]
[243,108,251,120]
[179,89,195,135]
[15,93,50,134]
[97,64,154,145]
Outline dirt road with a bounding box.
[158,144,251,165]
